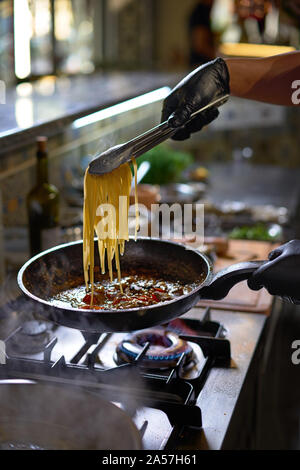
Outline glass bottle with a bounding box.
[27,136,60,256]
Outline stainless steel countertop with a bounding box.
[205,162,300,214]
[180,307,267,450]
[0,71,179,154]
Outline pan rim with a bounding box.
[17,237,213,315]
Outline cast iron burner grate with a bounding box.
[0,306,231,448]
[5,320,54,355]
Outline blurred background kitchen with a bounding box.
[1,0,300,275]
[0,0,300,449]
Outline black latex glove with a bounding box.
[247,240,300,304]
[161,57,230,141]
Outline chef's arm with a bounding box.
[225,52,300,106]
[162,52,300,140]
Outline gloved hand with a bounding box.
[161,57,230,141]
[247,240,300,304]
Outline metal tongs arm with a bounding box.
[88,94,229,175]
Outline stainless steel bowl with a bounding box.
[159,183,205,205]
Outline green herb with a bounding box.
[228,224,278,241]
[136,144,193,185]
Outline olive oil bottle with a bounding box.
[27,137,60,256]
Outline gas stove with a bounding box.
[0,297,267,450]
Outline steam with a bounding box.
[0,272,25,336]
[0,214,152,449]
[92,133,117,163]
[1,249,146,449]
[0,128,148,449]
[0,382,142,449]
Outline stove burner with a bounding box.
[115,328,193,369]
[6,321,53,355]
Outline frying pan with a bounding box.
[18,238,265,333]
[0,381,142,449]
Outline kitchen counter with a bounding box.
[180,307,268,450]
[198,239,276,314]
[0,71,178,154]
[205,162,300,216]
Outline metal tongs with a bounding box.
[88,94,229,175]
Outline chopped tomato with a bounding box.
[82,294,92,304]
[80,304,104,310]
[113,296,129,305]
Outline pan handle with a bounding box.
[200,260,267,301]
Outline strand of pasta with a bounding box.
[131,157,140,240]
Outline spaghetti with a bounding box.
[83,160,139,304]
